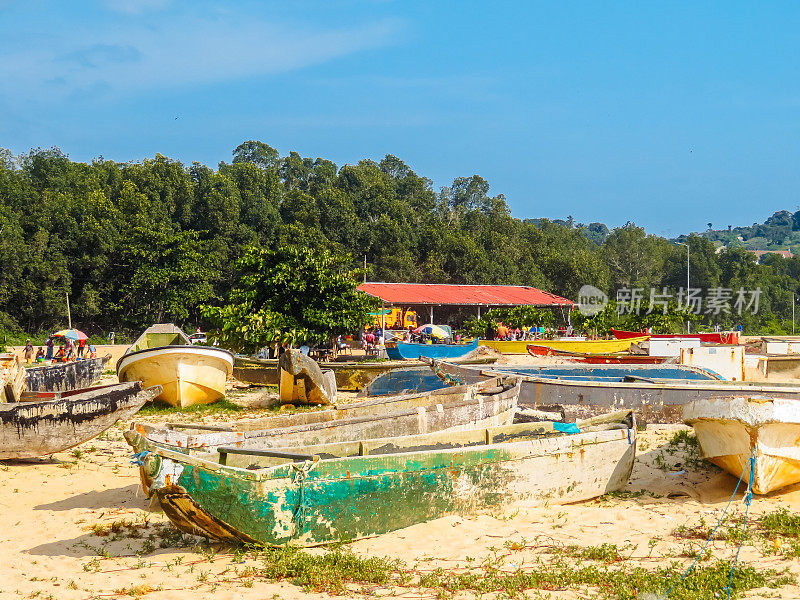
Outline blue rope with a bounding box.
[130,451,150,466]
[665,449,757,598]
[725,453,756,600]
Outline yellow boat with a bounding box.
[117,324,233,408]
[479,336,650,355]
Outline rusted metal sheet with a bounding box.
[1,382,160,459]
[684,396,800,494]
[25,355,111,393]
[126,410,636,546]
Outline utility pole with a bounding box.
[793,293,795,336]
[66,291,72,329]
[678,242,690,334]
[363,255,367,283]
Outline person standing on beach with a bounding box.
[45,335,54,360]
[77,337,86,359]
[23,339,34,363]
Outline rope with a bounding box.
[665,448,757,598]
[291,458,319,533]
[725,452,756,600]
[430,358,463,387]
[130,451,150,466]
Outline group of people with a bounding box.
[493,322,576,341]
[22,335,97,364]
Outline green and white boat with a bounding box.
[124,408,636,546]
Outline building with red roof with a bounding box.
[357,282,573,325]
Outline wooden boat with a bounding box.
[385,339,479,360]
[25,355,111,392]
[611,329,739,344]
[0,382,160,459]
[125,408,635,546]
[527,345,670,363]
[1,353,25,403]
[233,354,497,390]
[128,377,520,454]
[117,324,234,408]
[684,396,800,494]
[480,336,649,355]
[433,361,800,423]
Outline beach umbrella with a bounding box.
[52,328,88,342]
[414,324,448,339]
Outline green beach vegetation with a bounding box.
[1,142,799,338]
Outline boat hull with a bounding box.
[1,354,25,403]
[481,336,649,355]
[25,355,111,392]
[611,329,739,344]
[528,348,670,364]
[385,339,479,360]
[118,346,233,408]
[0,382,160,459]
[684,396,800,494]
[434,361,800,423]
[232,355,497,390]
[133,418,636,546]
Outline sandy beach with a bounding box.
[2,371,800,600]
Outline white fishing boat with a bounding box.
[117,324,234,408]
[684,395,800,494]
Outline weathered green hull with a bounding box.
[129,418,636,546]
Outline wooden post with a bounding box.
[429,306,433,324]
[381,301,386,332]
[66,291,71,329]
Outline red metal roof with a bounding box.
[357,283,574,307]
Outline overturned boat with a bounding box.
[1,382,160,459]
[25,355,111,393]
[126,408,635,546]
[117,324,234,408]
[684,396,800,494]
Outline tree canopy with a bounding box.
[0,142,797,337]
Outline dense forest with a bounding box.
[1,141,799,338]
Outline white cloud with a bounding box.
[0,12,402,103]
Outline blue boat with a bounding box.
[364,362,722,396]
[385,339,479,361]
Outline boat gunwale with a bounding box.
[136,378,519,449]
[140,419,635,483]
[117,345,235,375]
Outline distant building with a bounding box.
[749,249,794,263]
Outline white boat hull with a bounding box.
[684,396,800,494]
[118,346,233,408]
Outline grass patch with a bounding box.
[229,543,793,599]
[137,397,247,416]
[254,545,404,594]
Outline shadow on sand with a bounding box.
[34,483,146,512]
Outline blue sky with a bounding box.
[1,1,799,235]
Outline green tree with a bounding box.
[203,246,375,353]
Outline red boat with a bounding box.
[526,344,669,363]
[610,329,739,345]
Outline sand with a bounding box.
[3,375,800,598]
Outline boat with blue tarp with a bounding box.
[385,339,479,361]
